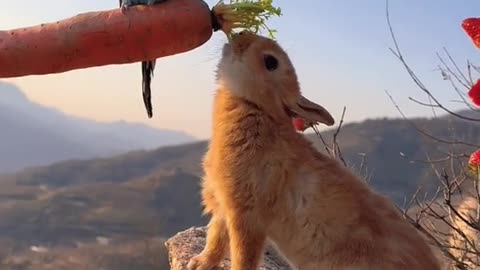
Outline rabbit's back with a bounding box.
[266,160,442,270]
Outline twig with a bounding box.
[385,90,480,148]
[312,125,332,157]
[385,0,480,123]
[332,107,347,167]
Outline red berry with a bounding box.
[292,117,306,132]
[468,149,480,175]
[469,149,480,166]
[462,18,480,49]
[468,79,480,107]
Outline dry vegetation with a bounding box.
[349,3,480,268]
[307,3,480,269]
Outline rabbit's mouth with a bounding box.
[284,106,318,132]
[284,106,296,118]
[284,105,315,127]
[283,96,335,127]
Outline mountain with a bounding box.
[0,81,196,173]
[0,109,478,269]
[310,111,480,202]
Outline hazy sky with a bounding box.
[2,0,480,139]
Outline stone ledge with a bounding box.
[164,227,292,270]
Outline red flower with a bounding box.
[462,18,480,49]
[468,149,480,175]
[292,117,307,132]
[468,79,480,106]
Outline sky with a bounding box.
[2,0,480,139]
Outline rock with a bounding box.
[165,227,292,270]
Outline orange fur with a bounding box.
[448,196,479,268]
[188,31,441,270]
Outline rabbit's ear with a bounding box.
[290,96,335,126]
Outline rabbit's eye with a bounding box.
[263,54,278,71]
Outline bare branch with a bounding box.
[332,107,348,167]
[385,1,480,268]
[385,0,480,123]
[312,125,332,157]
[385,90,480,148]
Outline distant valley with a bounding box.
[0,81,196,173]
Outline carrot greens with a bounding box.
[212,0,282,39]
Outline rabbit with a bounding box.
[188,31,441,270]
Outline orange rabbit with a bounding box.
[188,31,441,270]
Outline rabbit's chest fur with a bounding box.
[206,88,292,213]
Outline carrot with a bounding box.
[0,0,213,78]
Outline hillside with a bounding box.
[312,111,480,202]
[0,82,196,173]
[0,110,478,269]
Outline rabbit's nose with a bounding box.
[230,32,242,40]
[231,30,251,40]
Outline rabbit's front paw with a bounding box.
[187,254,221,270]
